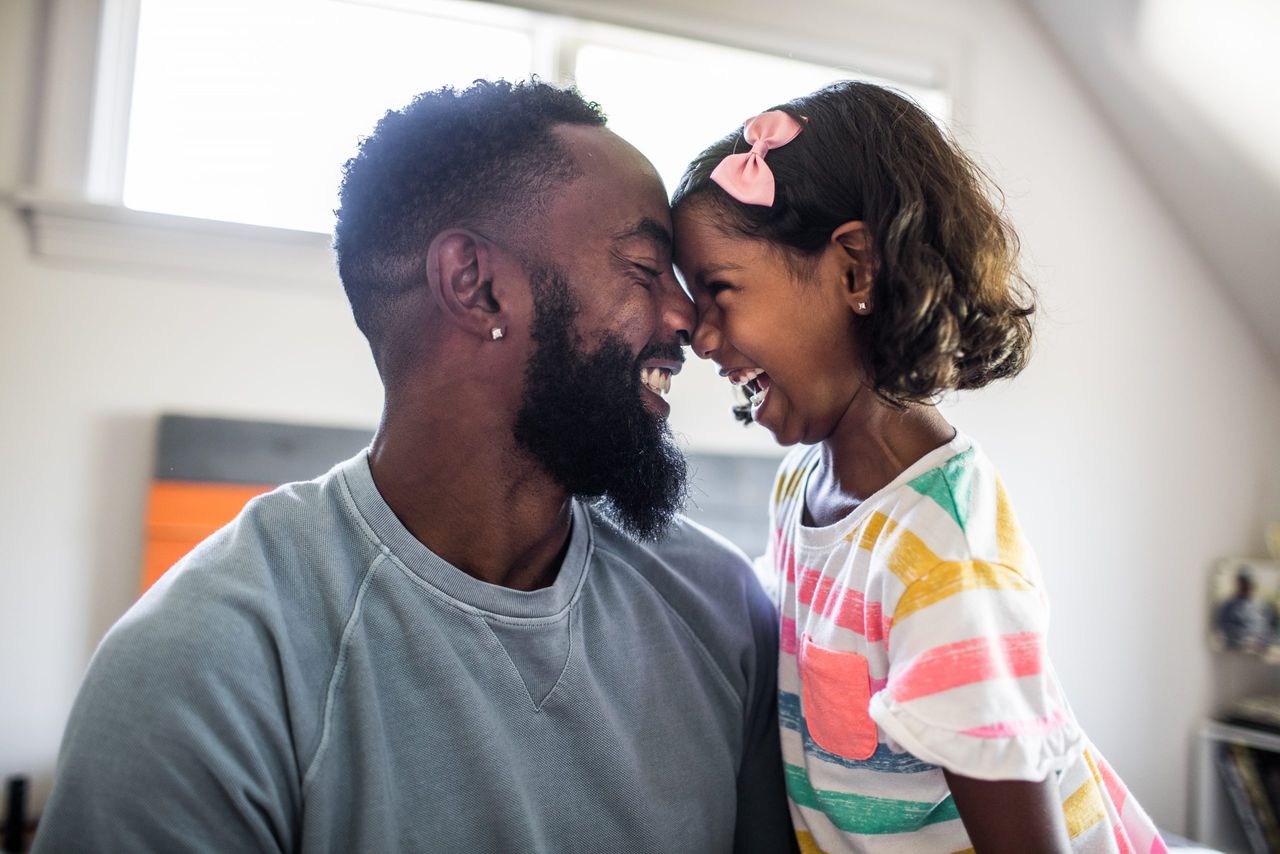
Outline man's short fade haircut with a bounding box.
[333,79,606,359]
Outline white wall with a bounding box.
[3,0,1280,833]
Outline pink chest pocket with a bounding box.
[799,634,878,760]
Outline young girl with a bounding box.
[672,82,1165,853]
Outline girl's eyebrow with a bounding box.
[699,262,744,281]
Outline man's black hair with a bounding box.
[333,79,606,370]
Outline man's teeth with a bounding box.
[731,368,763,387]
[641,367,673,396]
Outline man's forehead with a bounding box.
[554,126,667,200]
[547,124,673,245]
[553,124,650,171]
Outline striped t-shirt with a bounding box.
[768,433,1164,853]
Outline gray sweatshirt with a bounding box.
[34,452,794,852]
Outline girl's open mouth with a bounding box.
[744,372,771,408]
[727,367,772,418]
[746,373,771,419]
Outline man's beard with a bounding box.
[513,266,688,541]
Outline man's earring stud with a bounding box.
[857,301,868,312]
[491,327,504,340]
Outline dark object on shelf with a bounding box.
[1217,742,1269,854]
[3,776,27,853]
[1255,750,1280,839]
[1227,695,1280,735]
[1231,743,1280,851]
[1216,742,1279,854]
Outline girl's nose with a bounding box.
[691,312,722,361]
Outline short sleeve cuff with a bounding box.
[867,690,1087,782]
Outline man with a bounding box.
[34,81,794,852]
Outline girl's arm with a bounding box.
[943,770,1073,854]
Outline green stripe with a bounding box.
[785,763,959,834]
[906,448,975,532]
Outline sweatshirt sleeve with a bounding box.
[33,566,300,853]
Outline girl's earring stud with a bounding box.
[857,301,868,312]
[490,327,504,340]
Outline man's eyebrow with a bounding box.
[613,217,673,256]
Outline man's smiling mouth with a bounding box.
[640,366,673,396]
[637,344,684,401]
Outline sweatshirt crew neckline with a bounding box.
[339,450,592,620]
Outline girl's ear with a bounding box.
[830,221,877,315]
[425,229,505,340]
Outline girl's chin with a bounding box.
[753,402,800,446]
[748,385,809,446]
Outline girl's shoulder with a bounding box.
[880,434,1041,579]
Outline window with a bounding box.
[570,29,949,196]
[122,0,536,232]
[95,0,949,235]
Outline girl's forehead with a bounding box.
[674,205,758,261]
[674,203,733,244]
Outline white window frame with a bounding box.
[9,0,963,286]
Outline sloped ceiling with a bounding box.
[1023,0,1280,372]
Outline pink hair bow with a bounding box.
[709,110,804,207]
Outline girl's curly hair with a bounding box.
[672,81,1035,408]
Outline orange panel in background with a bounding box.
[140,481,273,593]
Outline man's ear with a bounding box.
[425,229,504,339]
[830,221,877,315]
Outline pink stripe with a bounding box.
[794,564,888,642]
[1097,756,1128,814]
[780,616,798,655]
[1113,827,1135,854]
[960,709,1066,739]
[889,631,1044,703]
[781,616,888,692]
[1121,797,1162,854]
[776,529,796,583]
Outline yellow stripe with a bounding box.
[1063,775,1107,837]
[894,560,1035,623]
[1083,748,1103,786]
[858,511,894,550]
[858,512,941,588]
[949,849,976,854]
[774,462,808,504]
[796,831,828,854]
[995,477,1027,567]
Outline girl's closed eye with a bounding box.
[704,281,734,299]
